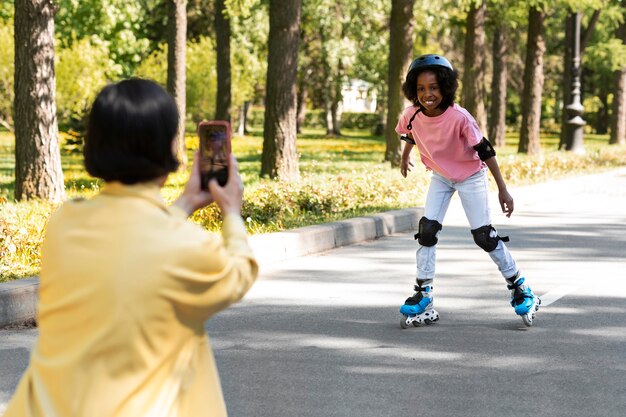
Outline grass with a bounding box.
[1,128,626,283]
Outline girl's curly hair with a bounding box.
[401,66,459,111]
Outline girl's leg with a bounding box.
[456,169,518,278]
[416,173,455,280]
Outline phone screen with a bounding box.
[198,121,231,189]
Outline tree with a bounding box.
[488,20,508,146]
[14,0,65,202]
[261,0,302,180]
[462,0,487,132]
[214,0,231,122]
[610,2,626,145]
[385,0,415,167]
[518,5,545,155]
[167,0,188,167]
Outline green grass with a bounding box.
[1,128,626,282]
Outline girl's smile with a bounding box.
[416,71,444,117]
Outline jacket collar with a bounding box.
[100,182,168,211]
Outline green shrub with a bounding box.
[134,37,218,125]
[55,37,118,130]
[341,112,380,130]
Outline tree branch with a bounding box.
[0,118,13,133]
[581,9,601,53]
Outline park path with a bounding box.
[2,167,626,417]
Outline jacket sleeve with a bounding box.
[164,211,259,321]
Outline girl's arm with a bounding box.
[400,142,415,178]
[484,156,514,217]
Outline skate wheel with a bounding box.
[412,320,419,327]
[400,315,409,329]
[522,314,533,327]
[424,319,433,325]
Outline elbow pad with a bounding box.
[473,137,496,161]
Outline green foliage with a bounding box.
[186,37,218,121]
[133,43,168,85]
[586,37,626,72]
[0,18,13,130]
[229,1,268,107]
[133,37,219,123]
[55,0,152,77]
[0,1,12,20]
[55,38,118,130]
[341,112,380,130]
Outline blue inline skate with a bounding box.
[399,280,439,329]
[507,275,541,327]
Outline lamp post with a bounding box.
[565,12,586,153]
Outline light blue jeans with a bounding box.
[416,169,518,280]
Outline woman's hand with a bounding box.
[173,151,214,216]
[208,154,243,216]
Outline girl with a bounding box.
[395,54,540,328]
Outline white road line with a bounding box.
[539,285,579,307]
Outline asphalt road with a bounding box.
[2,167,626,417]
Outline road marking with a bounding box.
[539,285,579,307]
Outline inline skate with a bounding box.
[399,280,439,329]
[507,275,541,327]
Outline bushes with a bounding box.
[55,38,118,131]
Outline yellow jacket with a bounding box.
[4,182,258,417]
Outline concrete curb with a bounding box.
[0,277,39,329]
[0,207,423,328]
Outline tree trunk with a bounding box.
[518,6,544,155]
[331,66,342,136]
[237,101,250,136]
[14,0,65,202]
[488,22,508,147]
[296,84,307,134]
[215,0,231,122]
[385,0,415,167]
[462,0,487,132]
[610,12,626,145]
[261,0,301,180]
[324,91,334,136]
[596,89,609,134]
[167,0,188,167]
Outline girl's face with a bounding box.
[416,71,444,117]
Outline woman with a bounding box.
[4,79,258,416]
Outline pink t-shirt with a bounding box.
[395,103,484,182]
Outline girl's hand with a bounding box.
[400,157,414,178]
[499,189,514,217]
[208,154,244,216]
[173,151,214,216]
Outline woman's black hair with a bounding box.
[401,66,459,111]
[84,78,180,184]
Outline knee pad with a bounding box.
[471,225,509,252]
[414,217,442,247]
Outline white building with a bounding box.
[341,79,377,113]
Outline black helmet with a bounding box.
[407,54,453,74]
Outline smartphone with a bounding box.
[198,120,231,189]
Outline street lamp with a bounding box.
[565,12,586,154]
